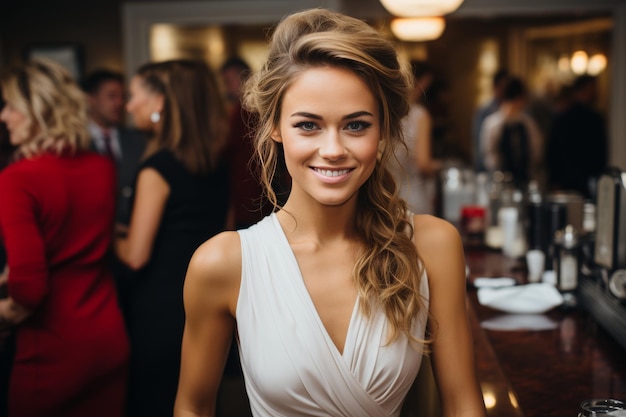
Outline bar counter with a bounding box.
[466,247,626,417]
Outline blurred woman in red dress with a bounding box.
[0,59,129,417]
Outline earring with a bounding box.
[150,111,161,124]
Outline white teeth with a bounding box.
[315,168,350,177]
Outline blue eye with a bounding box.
[294,121,318,131]
[345,121,372,132]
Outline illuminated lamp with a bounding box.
[390,17,446,42]
[570,50,588,75]
[587,53,607,76]
[380,0,464,17]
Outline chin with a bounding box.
[313,192,360,208]
[9,134,26,146]
[133,121,151,132]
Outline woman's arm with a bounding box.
[174,231,241,417]
[414,215,486,417]
[480,116,499,172]
[0,267,33,324]
[0,173,49,313]
[413,110,441,177]
[115,168,169,270]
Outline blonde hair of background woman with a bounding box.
[243,8,431,348]
[0,58,89,158]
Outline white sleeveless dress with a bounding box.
[236,213,430,417]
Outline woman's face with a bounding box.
[272,66,380,208]
[0,98,29,146]
[126,75,163,132]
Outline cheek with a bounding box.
[107,97,122,110]
[11,113,28,132]
[360,140,381,166]
[9,122,30,145]
[279,141,299,175]
[126,97,139,114]
[127,98,147,119]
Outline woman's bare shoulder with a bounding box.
[412,214,462,251]
[411,214,464,282]
[185,231,242,311]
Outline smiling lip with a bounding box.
[311,167,353,183]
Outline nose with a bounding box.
[114,96,125,108]
[318,130,346,161]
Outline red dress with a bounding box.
[0,152,129,417]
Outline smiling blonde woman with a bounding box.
[175,9,486,417]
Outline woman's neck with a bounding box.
[278,198,359,245]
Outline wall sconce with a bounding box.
[570,50,588,75]
[390,17,446,41]
[380,0,464,17]
[563,51,607,76]
[587,53,607,76]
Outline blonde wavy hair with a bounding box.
[135,59,228,174]
[0,58,89,158]
[243,8,430,347]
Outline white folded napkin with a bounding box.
[480,314,559,331]
[477,282,564,314]
[473,277,517,288]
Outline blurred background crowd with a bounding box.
[0,0,624,416]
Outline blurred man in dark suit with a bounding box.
[83,69,146,225]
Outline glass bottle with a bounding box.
[578,399,626,416]
[441,167,464,226]
[485,171,505,249]
[526,180,544,251]
[554,224,580,307]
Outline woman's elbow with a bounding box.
[121,253,149,271]
[115,240,150,271]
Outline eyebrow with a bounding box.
[290,111,374,120]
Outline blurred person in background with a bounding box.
[480,76,544,189]
[392,60,441,215]
[221,57,276,231]
[0,92,15,417]
[220,56,251,116]
[83,69,147,320]
[0,95,14,170]
[472,68,509,172]
[547,74,607,199]
[0,59,129,417]
[116,59,230,417]
[82,69,146,226]
[220,57,265,383]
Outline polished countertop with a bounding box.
[466,247,626,417]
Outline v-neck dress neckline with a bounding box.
[270,213,360,358]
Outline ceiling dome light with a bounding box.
[380,0,464,17]
[391,17,446,42]
[570,50,588,75]
[587,53,607,76]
